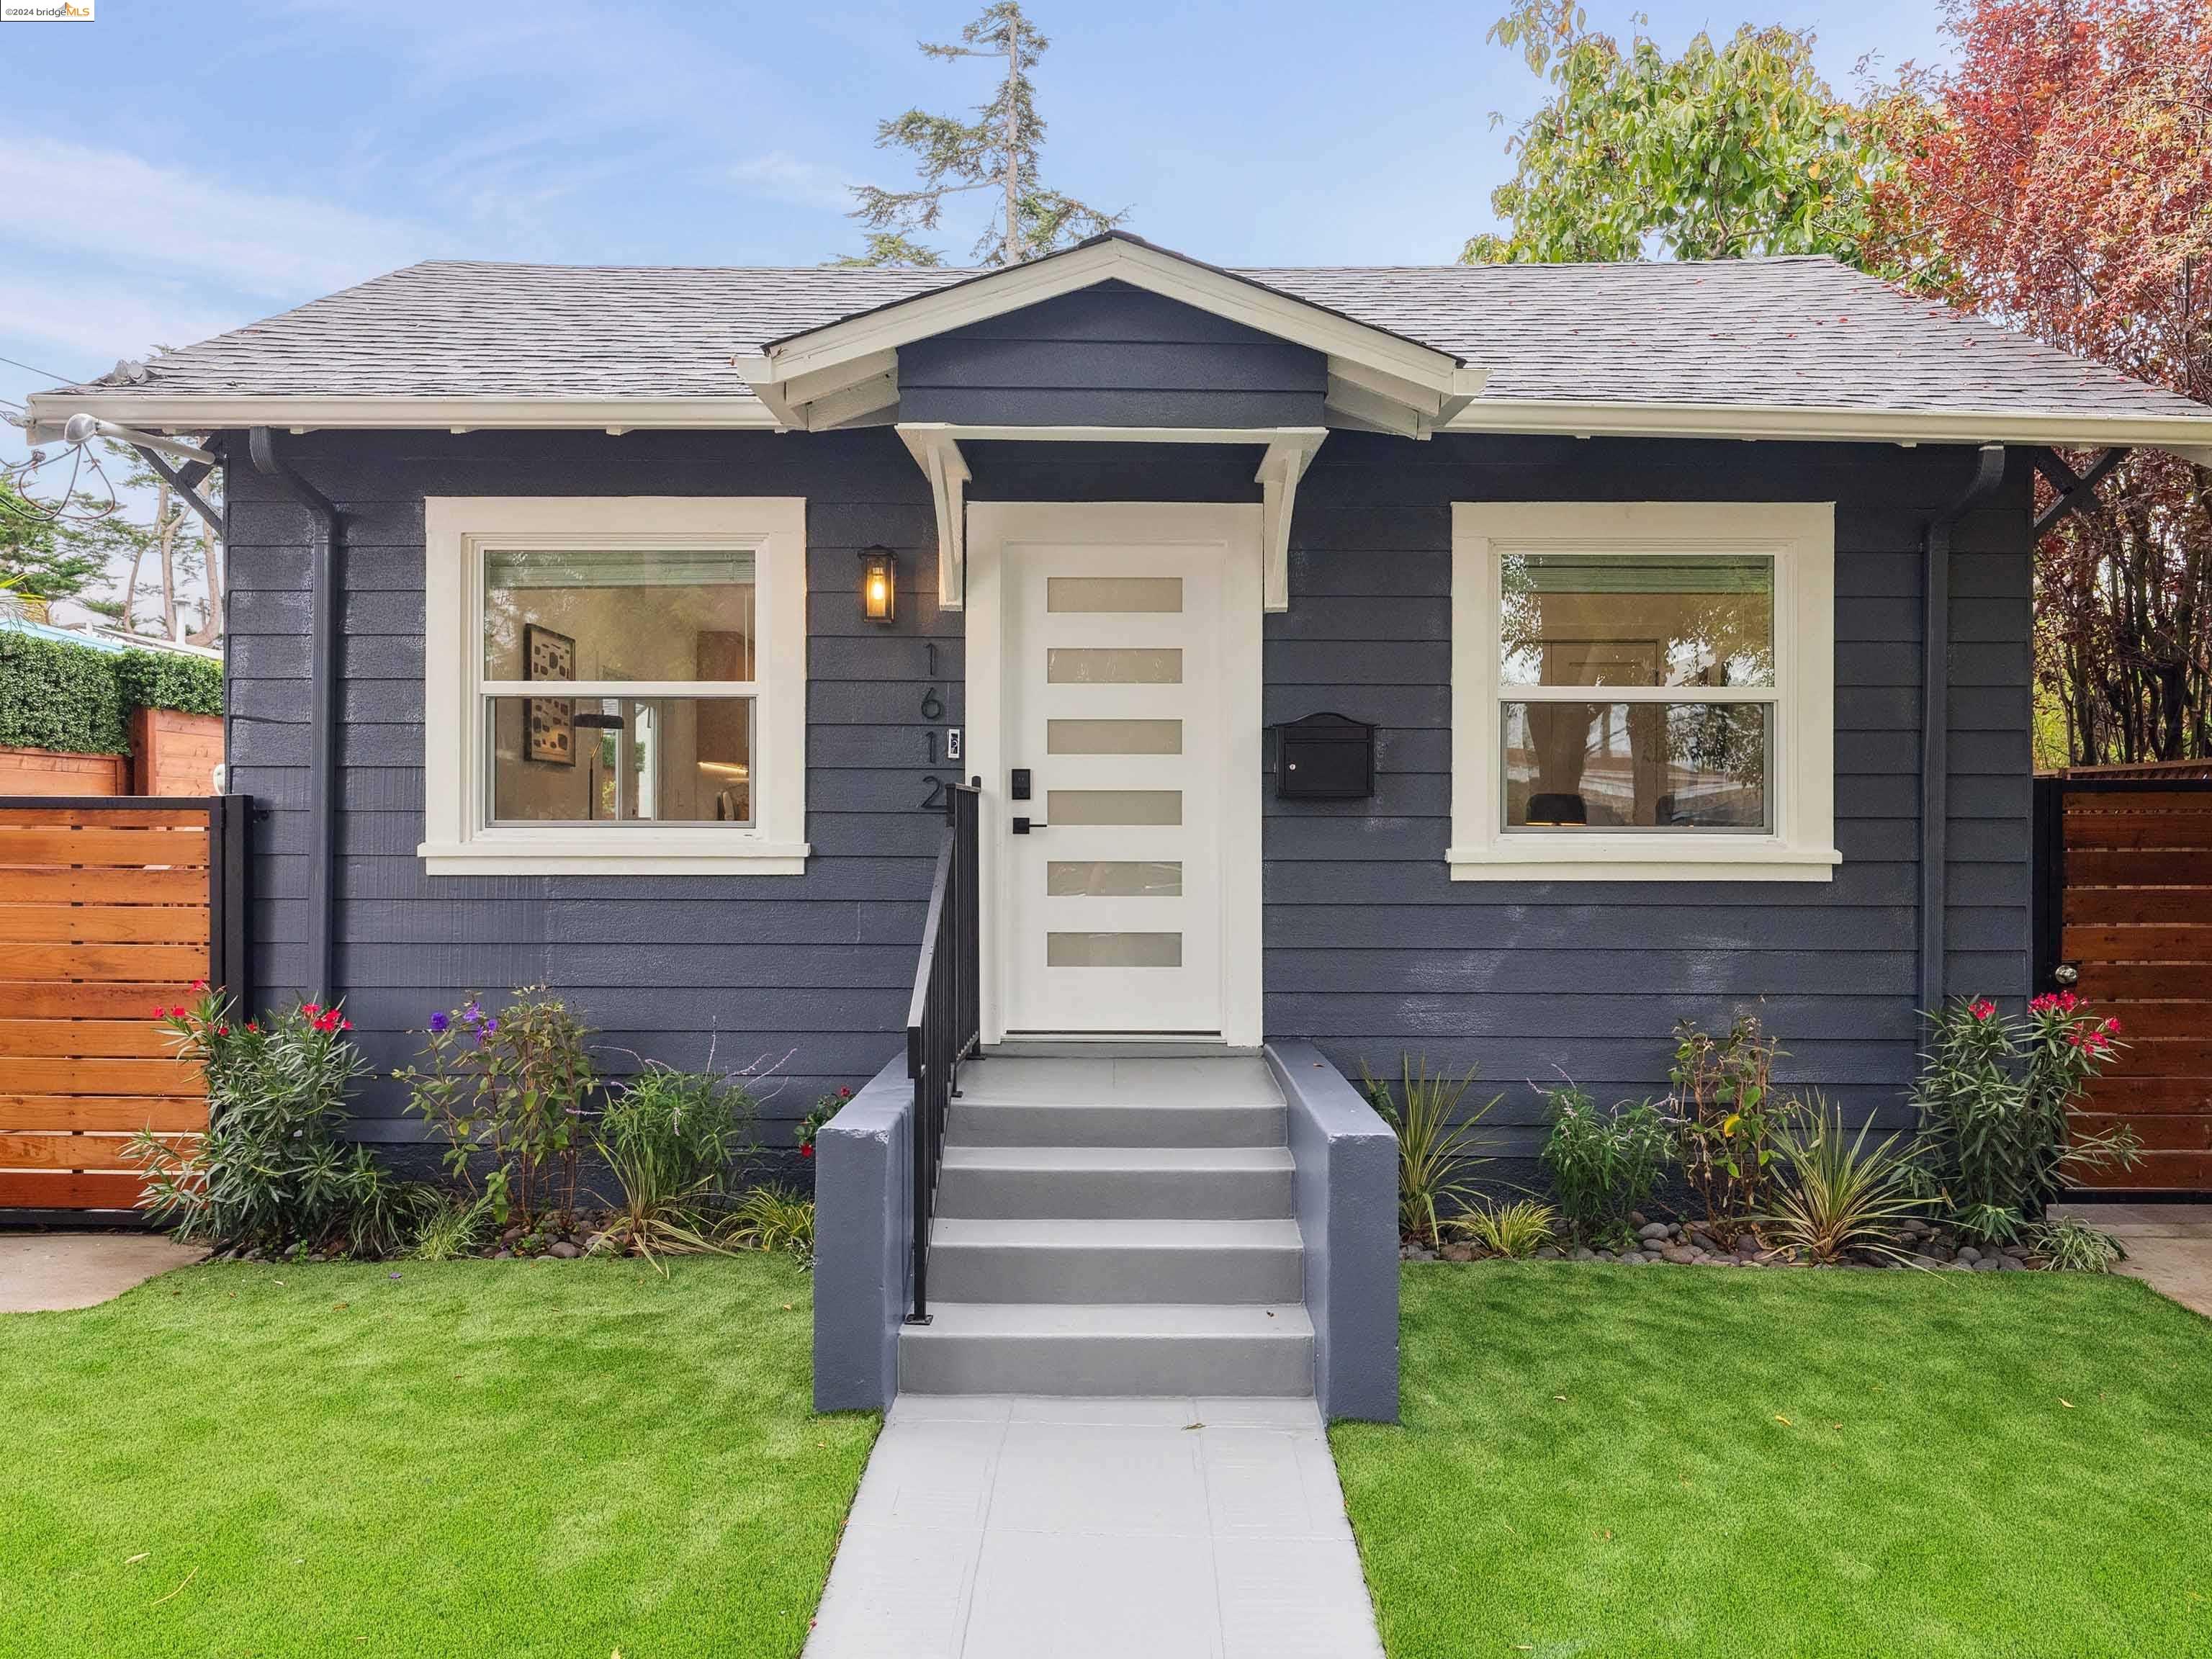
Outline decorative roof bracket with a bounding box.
[1256,431,1329,611]
[896,424,972,610]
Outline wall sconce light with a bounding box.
[859,547,898,625]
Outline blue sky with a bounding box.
[0,0,1954,453]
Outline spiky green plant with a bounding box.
[1447,1199,1558,1259]
[2032,1216,2127,1273]
[589,1066,758,1264]
[722,1187,817,1263]
[1363,1057,1498,1246]
[1764,1097,1931,1267]
[410,1194,492,1262]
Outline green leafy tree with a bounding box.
[844,1,1126,268]
[1462,0,1923,274]
[0,473,107,604]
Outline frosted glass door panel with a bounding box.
[1004,533,1225,1034]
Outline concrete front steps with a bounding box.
[899,1054,1313,1399]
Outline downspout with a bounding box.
[248,428,340,1004]
[1920,443,2009,1018]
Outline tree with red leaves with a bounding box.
[1889,0,2212,763]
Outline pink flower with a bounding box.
[216,1025,229,1037]
[2103,1017,2121,1035]
[152,1005,168,1020]
[799,1143,814,1159]
[189,978,207,992]
[1969,998,1997,1022]
[170,1005,186,1018]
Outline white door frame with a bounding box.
[966,501,1264,1047]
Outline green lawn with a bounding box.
[1,1255,876,1658]
[1334,1264,2212,1659]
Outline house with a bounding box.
[29,233,2212,1419]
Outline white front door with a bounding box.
[970,503,1262,1043]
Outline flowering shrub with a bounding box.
[128,985,422,1254]
[796,1087,853,1161]
[397,988,595,1226]
[1912,993,2141,1241]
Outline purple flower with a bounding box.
[428,1011,450,1034]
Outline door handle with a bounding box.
[1012,817,1048,835]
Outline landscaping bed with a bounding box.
[1410,1211,2058,1271]
[1334,1263,2212,1659]
[1,1255,875,1659]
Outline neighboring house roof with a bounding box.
[24,232,2212,454]
[0,611,222,660]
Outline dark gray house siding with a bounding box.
[218,425,2031,1167]
[1266,432,2033,1179]
[222,428,961,1141]
[899,280,1327,429]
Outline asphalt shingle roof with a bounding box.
[44,251,2212,425]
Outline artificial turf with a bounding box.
[1,1255,876,1658]
[1332,1263,2212,1659]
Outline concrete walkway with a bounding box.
[0,1232,204,1313]
[804,1394,1384,1659]
[2050,1203,2212,1318]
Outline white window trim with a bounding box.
[420,496,809,876]
[1449,500,1840,884]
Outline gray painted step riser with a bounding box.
[948,1104,1287,1148]
[900,1334,1314,1397]
[935,1166,1295,1220]
[927,1244,1303,1304]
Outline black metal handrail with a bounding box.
[904,778,981,1325]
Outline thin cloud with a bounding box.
[11,138,434,299]
[0,274,246,369]
[727,151,855,211]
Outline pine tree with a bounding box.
[844,2,1125,268]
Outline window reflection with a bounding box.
[1503,702,1768,830]
[1501,553,1773,688]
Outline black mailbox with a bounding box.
[1274,711,1375,800]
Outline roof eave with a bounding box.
[24,388,2209,464]
[1439,397,2212,461]
[19,393,780,441]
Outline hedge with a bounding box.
[113,649,225,719]
[0,631,224,756]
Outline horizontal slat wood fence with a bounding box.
[2036,777,2212,1193]
[0,797,247,1215]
